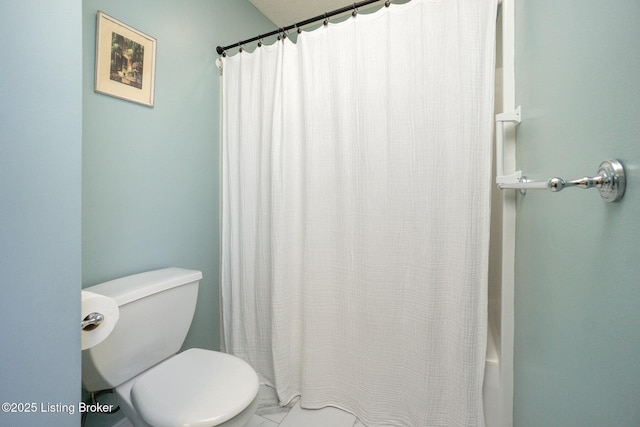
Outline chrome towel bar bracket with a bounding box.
[497,159,626,203]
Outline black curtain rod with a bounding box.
[216,0,388,55]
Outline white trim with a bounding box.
[498,0,516,426]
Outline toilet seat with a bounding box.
[130,348,259,427]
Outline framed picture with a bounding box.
[95,11,156,107]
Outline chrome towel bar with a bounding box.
[497,159,626,203]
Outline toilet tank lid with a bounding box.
[84,268,203,306]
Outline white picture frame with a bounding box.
[94,11,156,107]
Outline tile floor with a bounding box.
[248,385,366,427]
[113,385,366,427]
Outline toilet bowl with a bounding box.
[82,268,259,427]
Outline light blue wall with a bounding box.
[0,1,82,426]
[82,0,273,354]
[514,1,640,426]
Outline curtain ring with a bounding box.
[237,42,243,53]
[352,3,358,17]
[323,13,329,26]
[385,0,391,7]
[295,23,301,34]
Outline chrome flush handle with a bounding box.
[81,312,104,331]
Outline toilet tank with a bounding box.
[82,268,203,392]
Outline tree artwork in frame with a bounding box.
[95,11,156,107]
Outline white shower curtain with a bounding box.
[221,1,496,425]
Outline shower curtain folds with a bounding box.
[221,1,497,426]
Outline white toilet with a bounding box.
[82,268,259,427]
